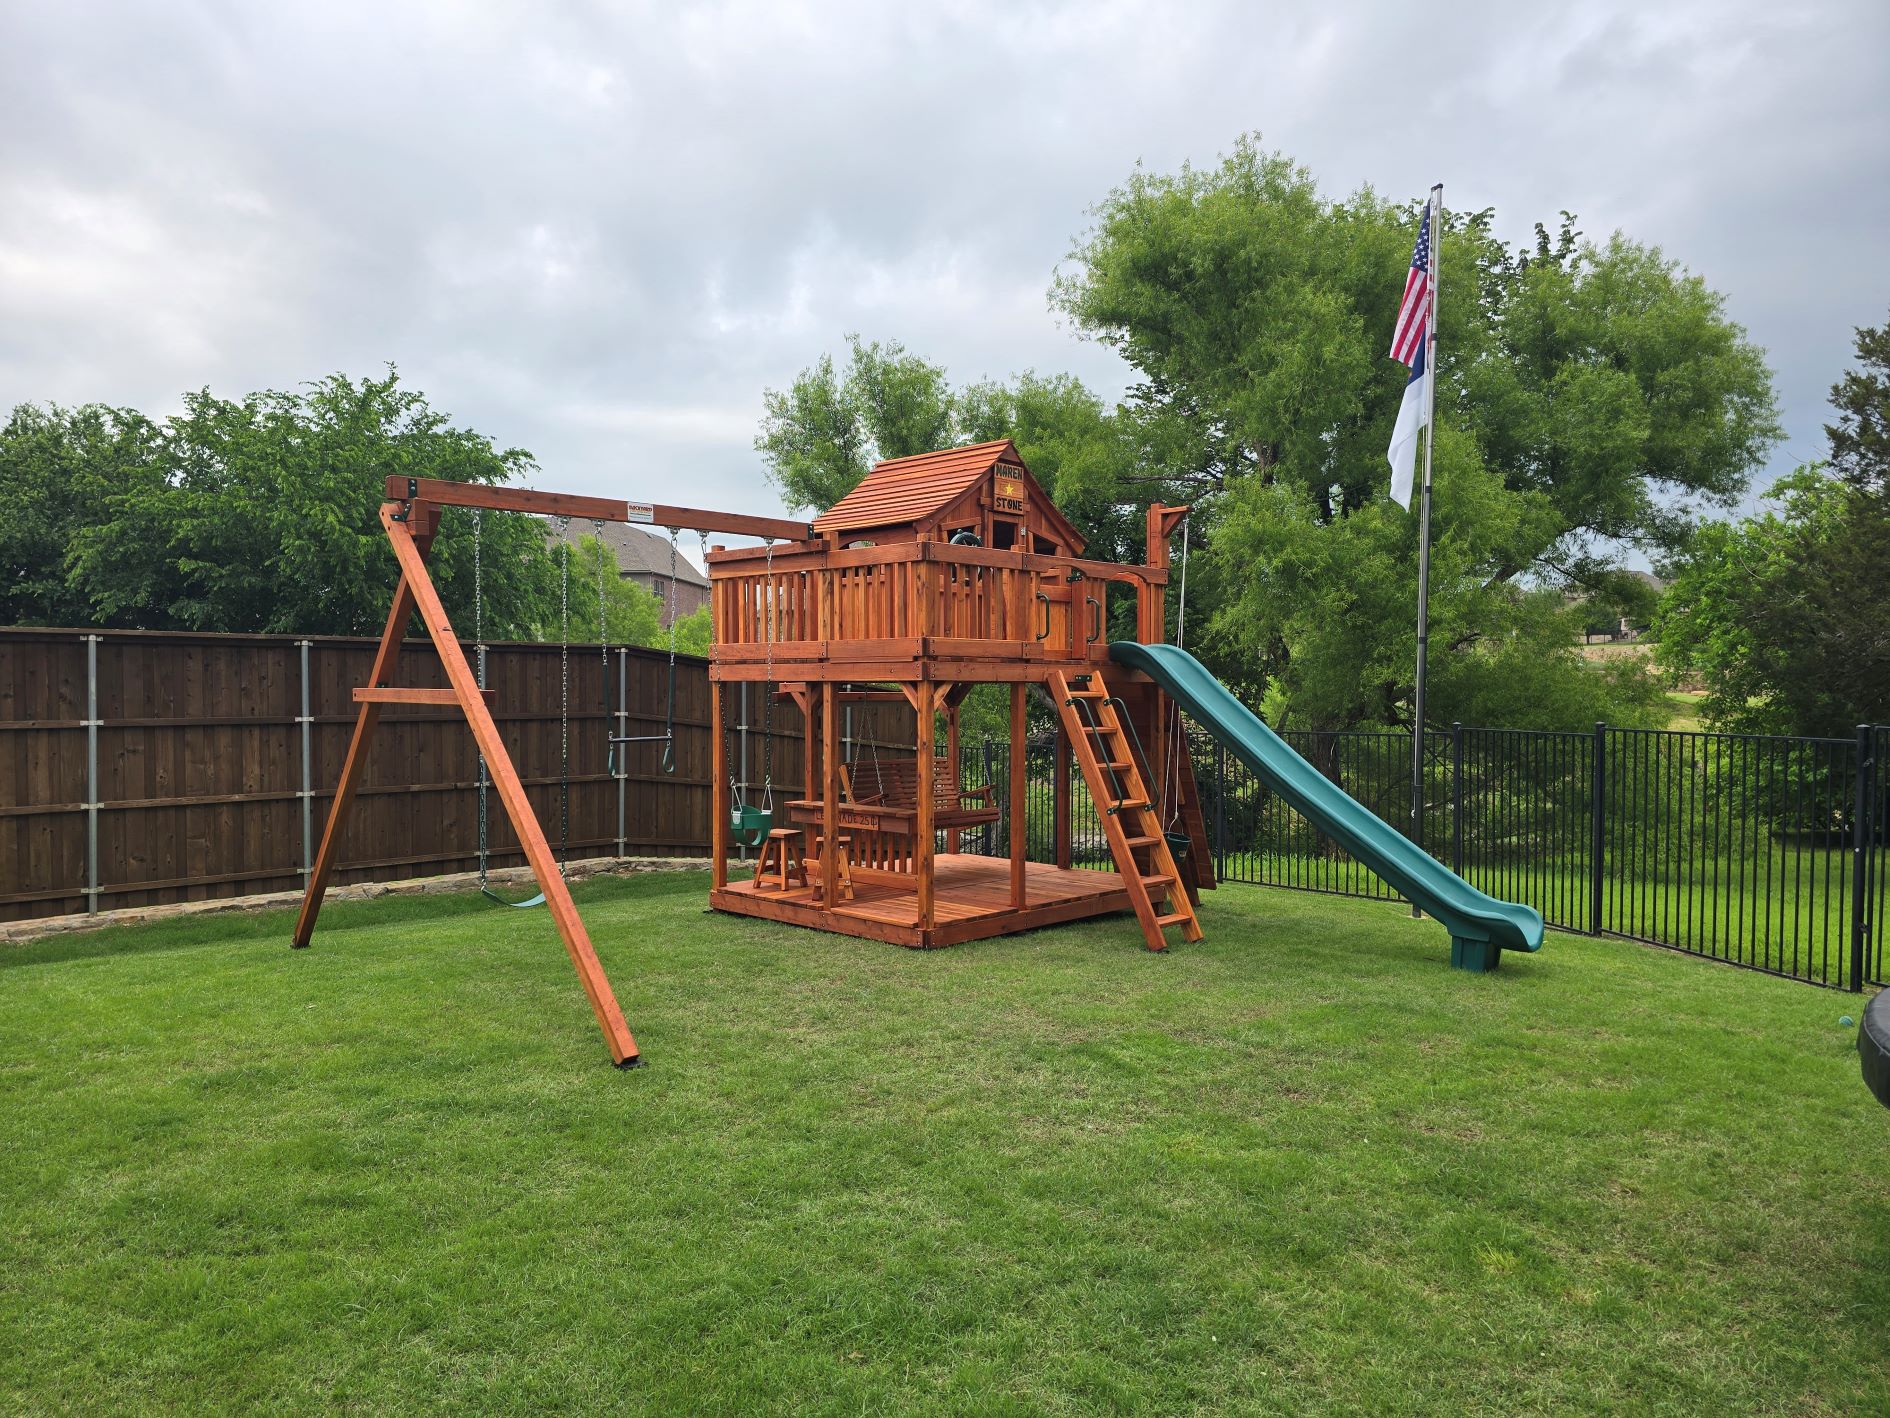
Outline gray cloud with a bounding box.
[3,0,1885,551]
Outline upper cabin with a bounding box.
[706,441,1168,685]
[810,440,1085,556]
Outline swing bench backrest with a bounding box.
[840,759,1000,833]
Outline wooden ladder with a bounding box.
[1049,668,1204,950]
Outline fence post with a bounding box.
[1450,722,1464,874]
[615,647,628,858]
[298,639,313,885]
[982,739,997,855]
[84,633,100,914]
[1852,723,1873,992]
[1214,739,1227,880]
[1590,721,1606,936]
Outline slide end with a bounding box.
[1450,937,1502,973]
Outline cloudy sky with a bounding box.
[4,0,1886,548]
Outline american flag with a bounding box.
[1389,200,1433,366]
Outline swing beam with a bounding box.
[294,483,810,1068]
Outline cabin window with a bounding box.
[1033,533,1059,554]
[989,520,1019,551]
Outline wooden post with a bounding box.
[710,678,729,888]
[916,680,935,932]
[1141,503,1170,643]
[293,571,419,947]
[1053,713,1072,871]
[799,684,818,866]
[821,681,839,909]
[381,504,640,1067]
[1009,681,1027,908]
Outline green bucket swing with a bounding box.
[731,802,773,849]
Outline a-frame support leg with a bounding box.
[294,502,641,1068]
[293,542,427,948]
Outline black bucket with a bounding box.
[1164,830,1194,865]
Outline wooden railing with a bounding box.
[710,541,1143,667]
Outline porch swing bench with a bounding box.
[838,759,1001,836]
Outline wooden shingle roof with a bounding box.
[811,440,1021,536]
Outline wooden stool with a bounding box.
[813,834,855,902]
[754,828,806,893]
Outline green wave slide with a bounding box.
[1109,641,1544,971]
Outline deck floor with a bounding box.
[710,854,1138,948]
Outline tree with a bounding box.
[0,403,159,627]
[1827,306,1890,496]
[0,370,557,637]
[1656,310,1890,736]
[1053,137,1779,731]
[672,604,713,657]
[755,335,956,514]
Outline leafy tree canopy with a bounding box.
[0,369,707,656]
[1657,310,1890,736]
[1052,136,1778,730]
[755,338,1144,557]
[0,370,552,636]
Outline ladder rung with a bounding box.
[1102,760,1132,771]
[1123,834,1159,848]
[1109,798,1149,812]
[1138,874,1173,888]
[1065,687,1106,699]
[1154,912,1192,928]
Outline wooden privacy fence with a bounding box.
[0,627,885,924]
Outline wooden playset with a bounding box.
[293,439,1544,1066]
[703,440,1212,952]
[291,442,1216,1066]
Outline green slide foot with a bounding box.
[1450,937,1501,973]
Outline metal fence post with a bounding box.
[982,739,997,855]
[616,647,628,858]
[298,639,313,884]
[1450,722,1464,874]
[1214,737,1229,876]
[1590,721,1607,936]
[84,633,100,914]
[1852,723,1873,992]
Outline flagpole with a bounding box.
[1410,183,1442,914]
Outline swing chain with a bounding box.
[556,516,571,867]
[473,507,487,887]
[661,528,680,774]
[761,537,775,811]
[708,530,738,803]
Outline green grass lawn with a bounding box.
[5,874,1888,1414]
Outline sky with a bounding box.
[3,0,1887,560]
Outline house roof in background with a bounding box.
[548,520,709,588]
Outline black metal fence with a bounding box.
[959,721,1887,992]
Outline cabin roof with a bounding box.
[811,439,1084,551]
[812,440,1018,536]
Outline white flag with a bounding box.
[1387,332,1429,510]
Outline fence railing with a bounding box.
[959,720,1887,992]
[5,622,1881,992]
[0,627,807,923]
